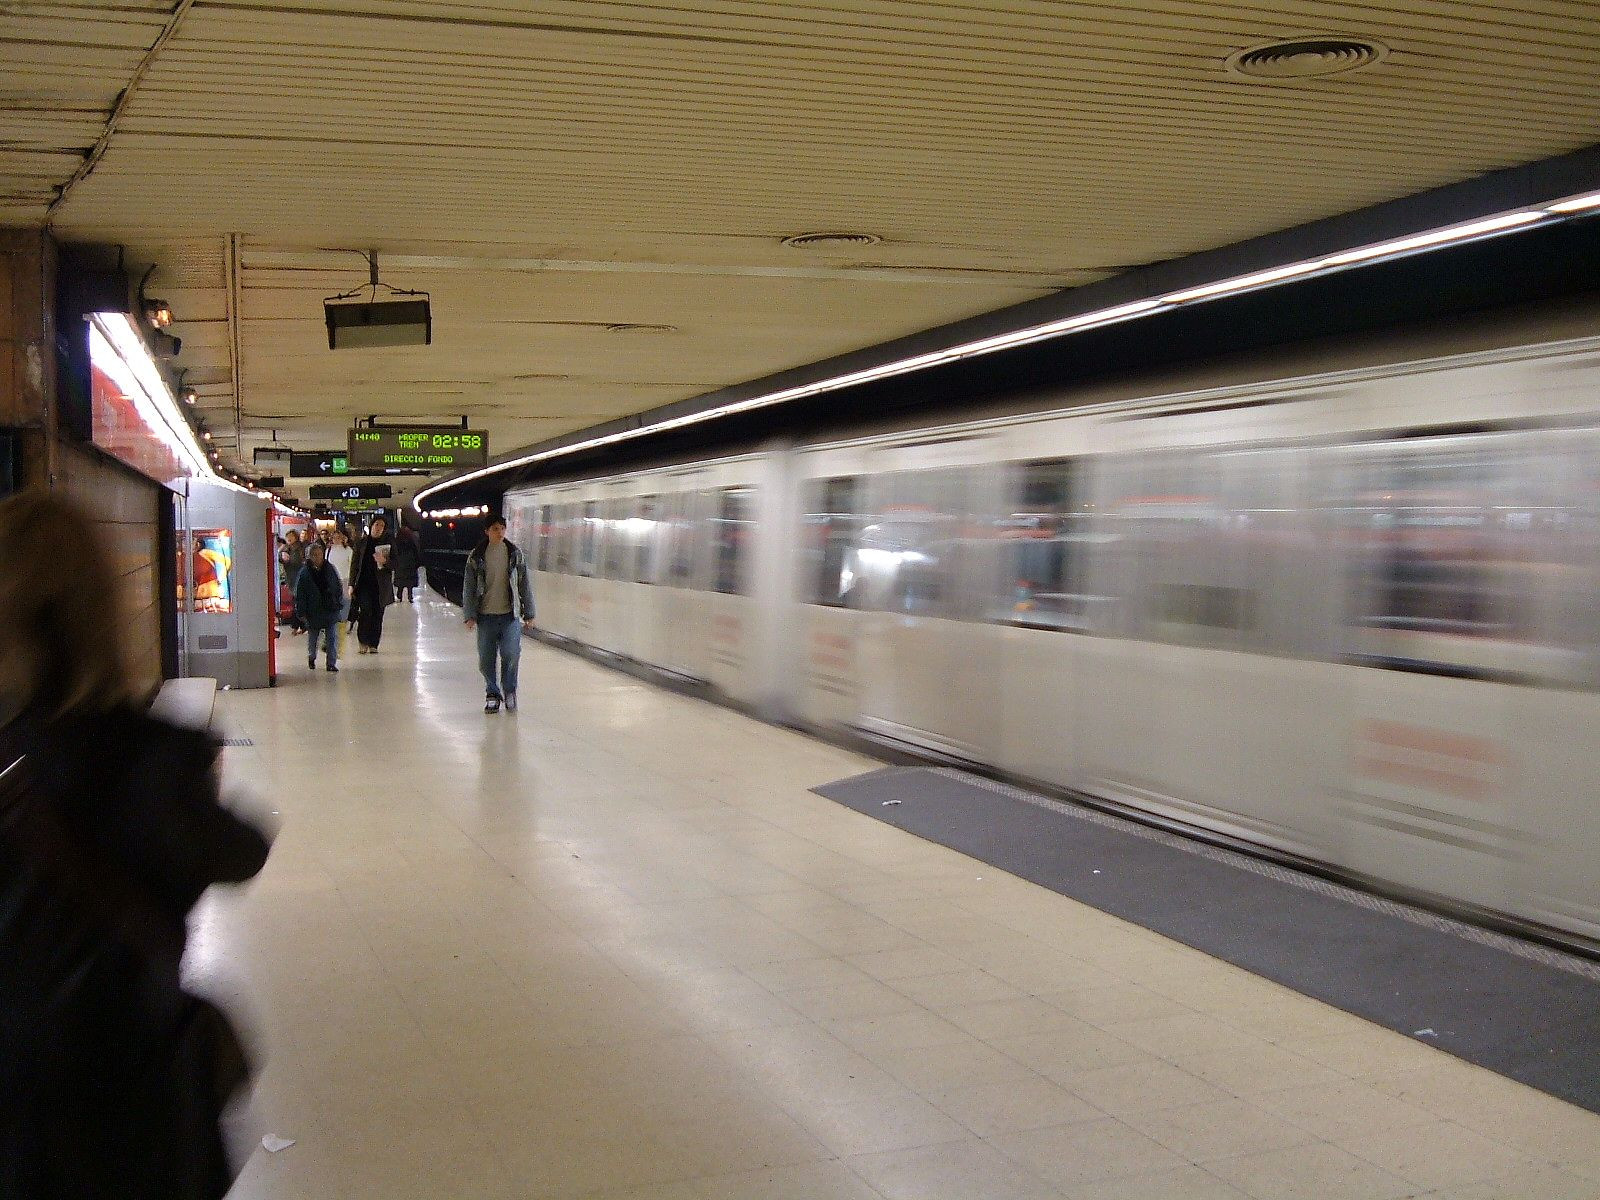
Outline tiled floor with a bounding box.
[196,598,1600,1199]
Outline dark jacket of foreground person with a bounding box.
[0,707,272,1199]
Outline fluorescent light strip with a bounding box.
[93,313,255,497]
[1321,210,1545,266]
[417,187,1600,510]
[1549,192,1600,213]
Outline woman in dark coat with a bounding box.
[391,525,422,602]
[348,515,395,653]
[0,492,272,1200]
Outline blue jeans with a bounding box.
[476,612,521,698]
[307,620,338,669]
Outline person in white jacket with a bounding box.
[326,527,355,656]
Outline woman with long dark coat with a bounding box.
[0,492,272,1200]
[391,525,422,602]
[348,515,396,653]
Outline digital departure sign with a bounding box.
[348,428,488,471]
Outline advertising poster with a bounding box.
[189,528,234,613]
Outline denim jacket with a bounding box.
[463,539,535,623]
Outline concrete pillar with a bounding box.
[0,228,58,491]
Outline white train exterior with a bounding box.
[504,333,1600,947]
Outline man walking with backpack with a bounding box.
[463,515,535,713]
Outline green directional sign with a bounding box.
[290,450,350,478]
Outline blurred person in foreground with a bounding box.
[0,492,273,1199]
[463,514,535,714]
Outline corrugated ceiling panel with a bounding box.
[11,0,1598,499]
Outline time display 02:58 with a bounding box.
[347,428,489,470]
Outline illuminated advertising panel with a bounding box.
[185,528,234,613]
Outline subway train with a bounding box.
[503,330,1600,948]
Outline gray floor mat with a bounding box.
[814,765,1600,1114]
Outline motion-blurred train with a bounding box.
[504,332,1600,948]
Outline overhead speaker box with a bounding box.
[324,298,432,349]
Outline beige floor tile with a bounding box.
[930,1075,1103,1138]
[1427,1165,1600,1199]
[1102,1012,1269,1061]
[782,978,924,1021]
[692,1160,890,1199]
[741,956,879,993]
[990,1118,1191,1190]
[847,1138,1069,1200]
[1343,1118,1544,1190]
[1291,1028,1460,1077]
[1061,1059,1229,1116]
[655,1107,834,1177]
[1121,1097,1320,1162]
[1038,982,1193,1027]
[789,1090,971,1157]
[845,946,971,982]
[215,605,1593,1200]
[823,1008,973,1056]
[1262,1078,1445,1145]
[991,1023,1156,1082]
[939,996,1085,1041]
[1204,1141,1419,1200]
[886,969,1028,1011]
[864,1035,1048,1094]
[1174,1042,1346,1098]
[1060,1167,1252,1200]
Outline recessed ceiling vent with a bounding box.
[604,322,678,334]
[1226,37,1387,79]
[782,232,882,249]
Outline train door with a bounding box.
[1327,432,1534,914]
[627,492,665,668]
[704,477,759,699]
[542,498,573,638]
[659,481,709,680]
[854,444,1003,761]
[569,496,602,644]
[1516,420,1600,937]
[795,468,869,728]
[525,498,559,637]
[993,454,1098,794]
[593,491,630,656]
[1082,445,1329,857]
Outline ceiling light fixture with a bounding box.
[417,186,1600,511]
[324,250,432,349]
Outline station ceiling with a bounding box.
[4,2,1599,504]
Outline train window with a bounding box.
[577,500,600,577]
[535,504,553,572]
[601,498,629,579]
[800,476,864,606]
[633,496,660,583]
[664,492,700,587]
[558,503,578,574]
[1110,451,1283,651]
[1338,434,1549,678]
[854,468,969,619]
[711,486,755,595]
[987,459,1099,631]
